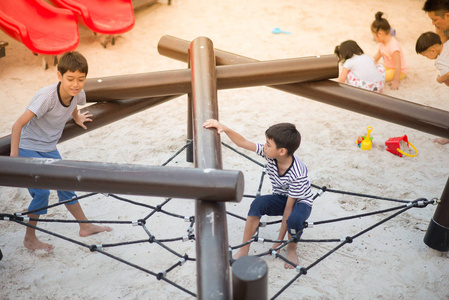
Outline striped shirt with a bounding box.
[256,143,314,206]
[20,82,86,152]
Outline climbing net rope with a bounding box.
[0,141,438,299]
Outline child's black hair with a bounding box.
[334,40,364,63]
[265,123,301,156]
[371,11,391,33]
[416,31,442,53]
[57,51,88,76]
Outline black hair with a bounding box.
[334,40,364,63]
[57,51,88,76]
[265,123,301,156]
[423,0,449,17]
[371,11,391,33]
[416,31,442,53]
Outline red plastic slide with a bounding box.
[49,0,135,34]
[0,0,79,55]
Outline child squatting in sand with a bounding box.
[203,119,314,269]
[415,31,449,145]
[10,51,112,253]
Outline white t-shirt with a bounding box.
[20,82,86,152]
[343,54,384,83]
[435,40,449,76]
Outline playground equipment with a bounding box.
[83,55,338,101]
[157,35,449,140]
[156,34,449,254]
[48,0,135,34]
[0,40,7,58]
[0,35,448,298]
[0,0,79,55]
[385,135,418,157]
[0,156,243,201]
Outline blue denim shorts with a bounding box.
[19,148,78,215]
[248,193,312,237]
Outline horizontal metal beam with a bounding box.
[0,156,244,202]
[83,55,338,101]
[157,35,449,139]
[0,95,179,156]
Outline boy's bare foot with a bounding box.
[232,248,249,260]
[285,243,298,269]
[23,237,54,253]
[434,138,449,145]
[79,224,113,237]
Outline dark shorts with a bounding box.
[248,193,312,237]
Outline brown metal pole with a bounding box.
[424,177,449,252]
[0,156,243,201]
[0,95,179,156]
[186,48,194,163]
[190,37,232,300]
[83,55,338,101]
[232,256,268,300]
[157,35,449,139]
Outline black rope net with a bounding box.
[0,141,438,299]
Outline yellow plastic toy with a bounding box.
[360,126,373,150]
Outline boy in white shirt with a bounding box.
[416,31,449,145]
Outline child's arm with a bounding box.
[436,71,449,86]
[373,49,382,64]
[10,110,35,157]
[337,67,350,83]
[276,196,297,241]
[203,119,256,152]
[390,51,401,90]
[72,108,92,130]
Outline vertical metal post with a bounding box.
[186,48,194,163]
[424,177,449,252]
[190,37,231,299]
[232,256,268,300]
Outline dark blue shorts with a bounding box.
[248,194,312,237]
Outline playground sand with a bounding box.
[0,0,448,299]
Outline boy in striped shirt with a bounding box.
[203,119,313,269]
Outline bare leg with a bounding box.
[65,202,112,237]
[233,216,260,260]
[23,214,54,253]
[285,241,298,269]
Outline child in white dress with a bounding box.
[335,40,385,93]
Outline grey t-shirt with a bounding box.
[20,82,86,152]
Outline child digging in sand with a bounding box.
[203,119,314,269]
[335,40,386,92]
[10,51,112,253]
